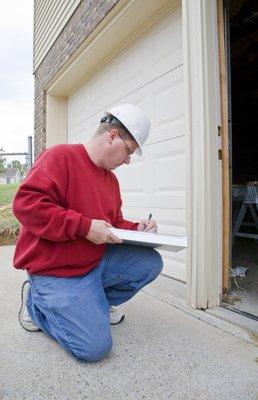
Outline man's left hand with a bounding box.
[137,219,157,233]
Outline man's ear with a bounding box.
[107,129,118,144]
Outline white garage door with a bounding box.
[67,6,187,282]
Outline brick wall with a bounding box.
[34,0,120,157]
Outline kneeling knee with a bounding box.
[71,337,113,362]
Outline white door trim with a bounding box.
[46,95,67,147]
[182,0,222,308]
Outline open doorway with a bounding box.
[226,0,258,318]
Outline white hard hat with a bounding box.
[101,103,151,155]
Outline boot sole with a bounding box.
[110,314,125,325]
[18,280,41,332]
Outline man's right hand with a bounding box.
[86,219,123,244]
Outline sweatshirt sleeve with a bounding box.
[114,195,139,231]
[13,167,91,241]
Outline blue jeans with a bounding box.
[27,244,163,362]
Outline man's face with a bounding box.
[104,129,139,170]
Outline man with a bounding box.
[12,103,163,362]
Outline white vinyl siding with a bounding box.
[67,6,186,281]
[34,0,81,70]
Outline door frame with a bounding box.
[182,0,223,308]
[217,0,231,293]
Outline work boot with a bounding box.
[109,306,125,325]
[18,280,40,332]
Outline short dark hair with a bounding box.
[95,117,132,141]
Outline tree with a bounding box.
[0,148,6,173]
[11,160,22,171]
[21,163,28,178]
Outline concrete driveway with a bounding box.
[1,245,258,400]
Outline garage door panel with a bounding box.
[161,247,186,264]
[68,84,91,127]
[154,153,185,191]
[68,65,112,130]
[115,42,143,87]
[116,137,186,209]
[161,251,186,282]
[123,192,185,209]
[153,6,183,76]
[69,109,107,143]
[118,159,146,193]
[68,7,182,132]
[153,68,184,139]
[121,207,186,235]
[88,68,111,106]
[68,65,185,146]
[123,66,185,144]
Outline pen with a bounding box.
[143,213,152,231]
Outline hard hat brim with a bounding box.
[135,146,142,156]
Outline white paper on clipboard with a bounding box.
[109,228,189,252]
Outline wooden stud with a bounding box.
[217,0,231,292]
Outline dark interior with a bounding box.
[229,0,258,184]
[229,0,258,317]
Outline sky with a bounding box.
[0,0,34,159]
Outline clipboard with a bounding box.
[109,228,189,252]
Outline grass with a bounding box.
[0,184,20,245]
[0,206,19,245]
[0,183,19,207]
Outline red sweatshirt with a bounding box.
[12,144,138,277]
